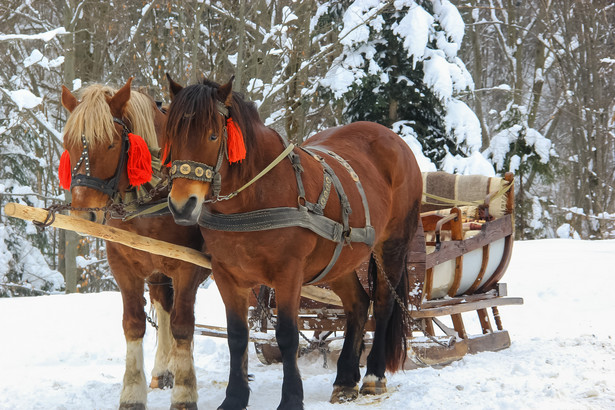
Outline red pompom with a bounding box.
[127,133,152,186]
[59,150,72,190]
[226,117,246,164]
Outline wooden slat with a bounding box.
[477,308,492,334]
[426,215,512,269]
[451,313,467,339]
[478,234,514,292]
[467,244,490,294]
[411,296,523,318]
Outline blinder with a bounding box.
[70,117,130,199]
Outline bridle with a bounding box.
[168,100,228,199]
[70,117,130,199]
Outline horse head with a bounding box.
[164,74,240,225]
[60,78,158,223]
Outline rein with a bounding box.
[209,143,295,203]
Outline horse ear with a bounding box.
[108,77,133,117]
[167,73,184,100]
[61,85,78,113]
[218,75,235,107]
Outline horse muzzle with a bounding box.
[168,195,201,225]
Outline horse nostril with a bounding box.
[88,212,97,222]
[168,195,200,224]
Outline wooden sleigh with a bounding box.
[4,171,522,370]
[198,171,523,368]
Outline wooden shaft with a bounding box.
[3,202,343,306]
[4,202,213,269]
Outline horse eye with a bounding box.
[108,143,116,149]
[210,133,218,141]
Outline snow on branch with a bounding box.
[0,27,67,42]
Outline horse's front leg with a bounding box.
[168,266,207,410]
[148,273,174,390]
[114,274,148,409]
[273,279,304,410]
[215,275,251,410]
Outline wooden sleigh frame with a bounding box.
[5,172,522,370]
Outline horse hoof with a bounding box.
[359,375,387,395]
[119,403,146,410]
[330,385,359,403]
[171,402,197,410]
[150,371,174,389]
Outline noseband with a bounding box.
[70,117,130,198]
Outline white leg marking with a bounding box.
[120,339,147,405]
[151,301,173,378]
[169,339,198,404]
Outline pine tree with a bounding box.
[319,0,482,169]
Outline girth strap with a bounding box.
[302,146,374,284]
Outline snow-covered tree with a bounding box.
[318,0,489,173]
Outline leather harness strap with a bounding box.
[197,141,375,284]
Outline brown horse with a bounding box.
[164,75,422,410]
[61,79,209,409]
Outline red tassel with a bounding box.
[127,133,152,186]
[59,150,72,190]
[161,143,172,168]
[226,117,246,164]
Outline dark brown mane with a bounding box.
[164,79,260,156]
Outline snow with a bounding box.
[2,88,43,111]
[1,239,613,409]
[0,27,67,42]
[394,4,433,65]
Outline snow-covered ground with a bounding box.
[0,239,613,409]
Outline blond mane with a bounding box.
[63,84,159,149]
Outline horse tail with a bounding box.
[367,252,410,372]
[385,254,409,372]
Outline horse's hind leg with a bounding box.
[273,278,304,410]
[147,273,174,389]
[361,239,411,396]
[168,266,207,409]
[329,271,370,403]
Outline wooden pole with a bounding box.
[4,202,212,269]
[3,203,343,306]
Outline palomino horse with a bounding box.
[60,79,208,409]
[164,75,422,410]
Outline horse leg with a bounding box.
[360,240,410,396]
[329,272,370,403]
[216,276,251,410]
[273,279,304,410]
[168,268,206,410]
[115,275,148,409]
[148,273,174,390]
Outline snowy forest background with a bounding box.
[1,0,614,296]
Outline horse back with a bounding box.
[303,121,422,243]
